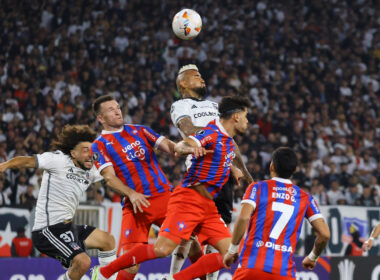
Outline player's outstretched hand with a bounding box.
[302,256,317,270]
[129,191,151,213]
[192,147,212,158]
[223,252,238,269]
[362,239,373,252]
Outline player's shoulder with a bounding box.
[171,99,192,111]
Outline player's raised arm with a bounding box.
[0,156,36,173]
[177,117,205,137]
[302,218,330,270]
[362,224,380,251]
[100,165,150,213]
[174,137,211,158]
[156,138,176,156]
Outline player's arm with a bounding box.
[156,138,176,156]
[302,218,330,270]
[177,117,205,137]
[174,137,210,158]
[232,140,254,185]
[100,165,150,213]
[362,224,380,251]
[0,156,36,173]
[224,203,254,268]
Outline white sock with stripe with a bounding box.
[98,248,117,280]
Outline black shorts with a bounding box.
[32,222,96,268]
[214,176,234,225]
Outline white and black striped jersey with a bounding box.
[32,151,103,231]
[170,98,219,139]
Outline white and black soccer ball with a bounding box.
[172,9,202,40]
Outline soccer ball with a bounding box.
[172,9,202,40]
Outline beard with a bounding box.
[193,86,207,98]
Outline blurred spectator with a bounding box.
[0,179,10,206]
[11,228,33,257]
[326,180,345,205]
[19,184,37,210]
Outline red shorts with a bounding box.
[159,187,231,247]
[233,268,295,280]
[121,191,170,251]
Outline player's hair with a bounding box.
[219,96,250,119]
[51,125,97,155]
[272,147,298,179]
[92,95,116,115]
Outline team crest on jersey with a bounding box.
[212,103,218,109]
[196,130,205,135]
[132,130,138,134]
[125,229,132,238]
[92,152,99,161]
[70,242,80,250]
[177,222,186,231]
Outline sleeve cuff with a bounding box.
[34,154,39,169]
[308,213,324,223]
[241,199,256,210]
[189,136,201,147]
[98,162,113,173]
[154,136,165,149]
[175,115,190,126]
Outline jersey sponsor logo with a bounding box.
[191,104,197,109]
[193,112,218,118]
[223,151,235,167]
[256,240,293,252]
[142,128,157,141]
[250,187,257,200]
[196,130,205,135]
[66,173,89,185]
[121,140,146,161]
[273,186,297,196]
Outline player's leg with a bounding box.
[170,239,193,275]
[32,223,92,280]
[173,204,232,280]
[83,228,118,280]
[206,176,234,280]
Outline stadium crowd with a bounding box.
[0,0,379,209]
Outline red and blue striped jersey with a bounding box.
[178,120,235,198]
[91,124,172,197]
[239,178,323,278]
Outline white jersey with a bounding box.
[170,98,219,138]
[33,151,103,230]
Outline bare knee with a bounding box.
[102,233,115,251]
[71,253,91,275]
[154,237,177,258]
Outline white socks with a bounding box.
[205,245,220,280]
[170,239,193,275]
[98,248,117,280]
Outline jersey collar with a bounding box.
[272,177,293,184]
[215,119,230,137]
[183,97,203,101]
[101,127,124,134]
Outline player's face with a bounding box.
[186,70,206,97]
[71,142,93,170]
[235,108,249,134]
[98,100,123,128]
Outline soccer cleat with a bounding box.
[90,266,100,280]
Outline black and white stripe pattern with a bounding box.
[42,228,72,257]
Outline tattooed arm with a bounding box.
[232,140,254,184]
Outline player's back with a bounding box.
[239,178,322,278]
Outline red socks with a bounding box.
[116,270,136,280]
[173,253,224,280]
[100,244,156,278]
